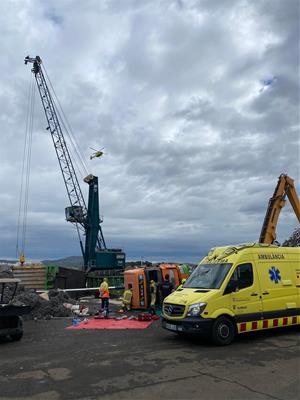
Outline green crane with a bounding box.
[24,55,125,272]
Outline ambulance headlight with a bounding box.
[187,303,207,316]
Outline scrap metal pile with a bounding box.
[12,288,75,320]
[0,264,76,320]
[282,228,300,247]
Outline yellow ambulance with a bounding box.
[162,243,300,345]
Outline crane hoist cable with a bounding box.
[16,66,87,265]
[16,73,36,265]
[42,65,89,180]
[42,64,91,253]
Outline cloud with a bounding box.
[0,0,299,262]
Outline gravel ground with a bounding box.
[0,318,299,400]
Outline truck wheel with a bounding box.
[10,317,23,341]
[212,316,235,346]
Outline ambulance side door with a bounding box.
[257,261,298,316]
[225,262,263,319]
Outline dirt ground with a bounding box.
[0,318,299,400]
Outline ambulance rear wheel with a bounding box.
[212,316,235,345]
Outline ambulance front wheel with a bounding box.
[211,316,235,346]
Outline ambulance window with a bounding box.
[235,263,253,289]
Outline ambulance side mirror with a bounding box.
[224,280,239,295]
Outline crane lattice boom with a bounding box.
[24,55,106,265]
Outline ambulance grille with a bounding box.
[163,303,185,317]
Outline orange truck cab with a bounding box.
[124,264,185,310]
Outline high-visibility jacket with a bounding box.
[123,289,133,305]
[150,282,157,295]
[150,282,157,306]
[99,281,108,291]
[99,281,109,298]
[100,289,110,299]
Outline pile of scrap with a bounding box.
[282,228,300,247]
[13,289,76,320]
[0,264,13,279]
[0,264,78,320]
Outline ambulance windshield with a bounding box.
[183,263,232,289]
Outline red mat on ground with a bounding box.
[66,318,153,330]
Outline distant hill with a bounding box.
[2,255,197,270]
[42,256,83,269]
[0,259,18,265]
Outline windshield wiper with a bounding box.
[185,286,209,289]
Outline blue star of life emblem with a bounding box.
[269,266,281,284]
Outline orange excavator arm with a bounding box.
[259,174,300,244]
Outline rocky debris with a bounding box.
[16,289,77,320]
[282,228,300,247]
[0,264,91,320]
[0,264,81,319]
[0,264,14,279]
[0,281,77,320]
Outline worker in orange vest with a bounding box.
[99,278,110,317]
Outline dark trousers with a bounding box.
[101,298,109,310]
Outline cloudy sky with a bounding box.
[0,0,299,263]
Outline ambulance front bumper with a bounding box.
[161,316,213,335]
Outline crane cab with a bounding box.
[65,206,85,223]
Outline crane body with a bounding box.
[259,174,300,244]
[25,55,125,272]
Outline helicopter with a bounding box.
[89,147,105,160]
